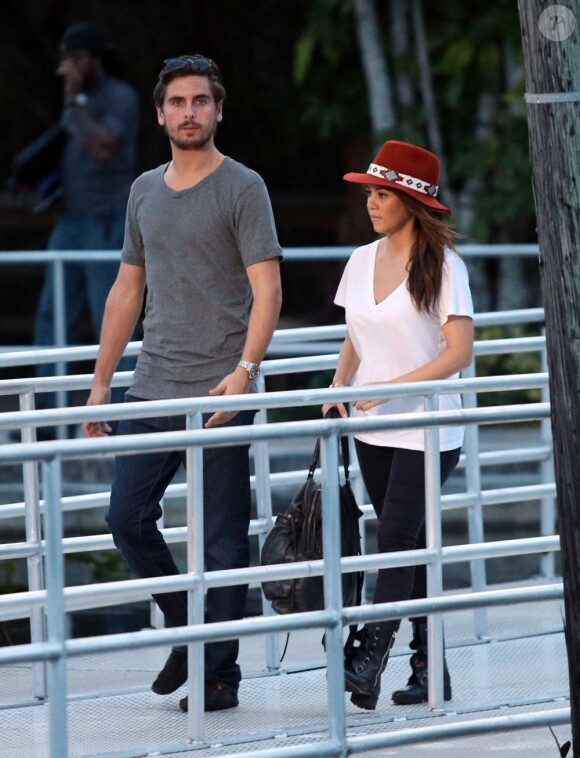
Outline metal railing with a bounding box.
[0,243,539,358]
[0,308,551,602]
[0,309,551,649]
[0,304,551,545]
[0,258,561,755]
[0,377,563,757]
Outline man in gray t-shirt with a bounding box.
[83,55,282,713]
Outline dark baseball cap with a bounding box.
[60,22,112,56]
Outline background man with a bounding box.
[33,21,139,426]
[82,54,283,713]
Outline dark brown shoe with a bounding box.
[179,679,239,712]
[151,649,187,695]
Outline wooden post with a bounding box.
[517,2,580,750]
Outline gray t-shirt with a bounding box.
[61,76,139,216]
[121,157,282,400]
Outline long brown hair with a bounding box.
[396,191,460,314]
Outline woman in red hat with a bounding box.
[323,140,474,710]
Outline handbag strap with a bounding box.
[308,408,352,481]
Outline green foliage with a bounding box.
[0,553,129,594]
[71,551,130,583]
[0,560,27,593]
[426,0,534,240]
[294,33,316,87]
[438,39,475,76]
[293,0,354,84]
[471,125,535,242]
[474,325,543,407]
[292,0,368,138]
[290,0,536,243]
[293,0,354,80]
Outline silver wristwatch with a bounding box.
[237,360,261,380]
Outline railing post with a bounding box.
[185,409,205,743]
[52,257,68,438]
[461,360,489,638]
[424,394,445,710]
[253,374,281,670]
[42,456,68,758]
[19,390,47,699]
[348,431,369,602]
[320,432,347,756]
[539,331,556,579]
[150,500,166,629]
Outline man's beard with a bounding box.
[168,121,217,151]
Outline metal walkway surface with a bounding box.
[0,592,570,758]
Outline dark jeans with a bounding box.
[106,398,256,687]
[354,440,460,629]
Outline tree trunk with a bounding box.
[517,1,580,750]
[352,0,395,143]
[389,0,414,112]
[410,0,455,210]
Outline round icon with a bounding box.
[539,5,576,41]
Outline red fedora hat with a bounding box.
[343,140,451,214]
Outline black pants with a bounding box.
[106,400,256,688]
[354,440,460,626]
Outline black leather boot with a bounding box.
[391,620,452,705]
[344,622,397,710]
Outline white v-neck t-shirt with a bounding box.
[335,240,474,451]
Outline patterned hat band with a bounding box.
[367,163,439,197]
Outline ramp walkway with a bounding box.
[0,593,569,758]
[0,301,569,757]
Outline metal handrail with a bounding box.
[0,244,559,755]
[0,372,549,431]
[0,244,540,385]
[0,306,545,369]
[0,393,561,756]
[0,322,553,649]
[0,243,540,265]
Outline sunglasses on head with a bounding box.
[162,55,220,78]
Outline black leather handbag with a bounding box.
[261,410,364,614]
